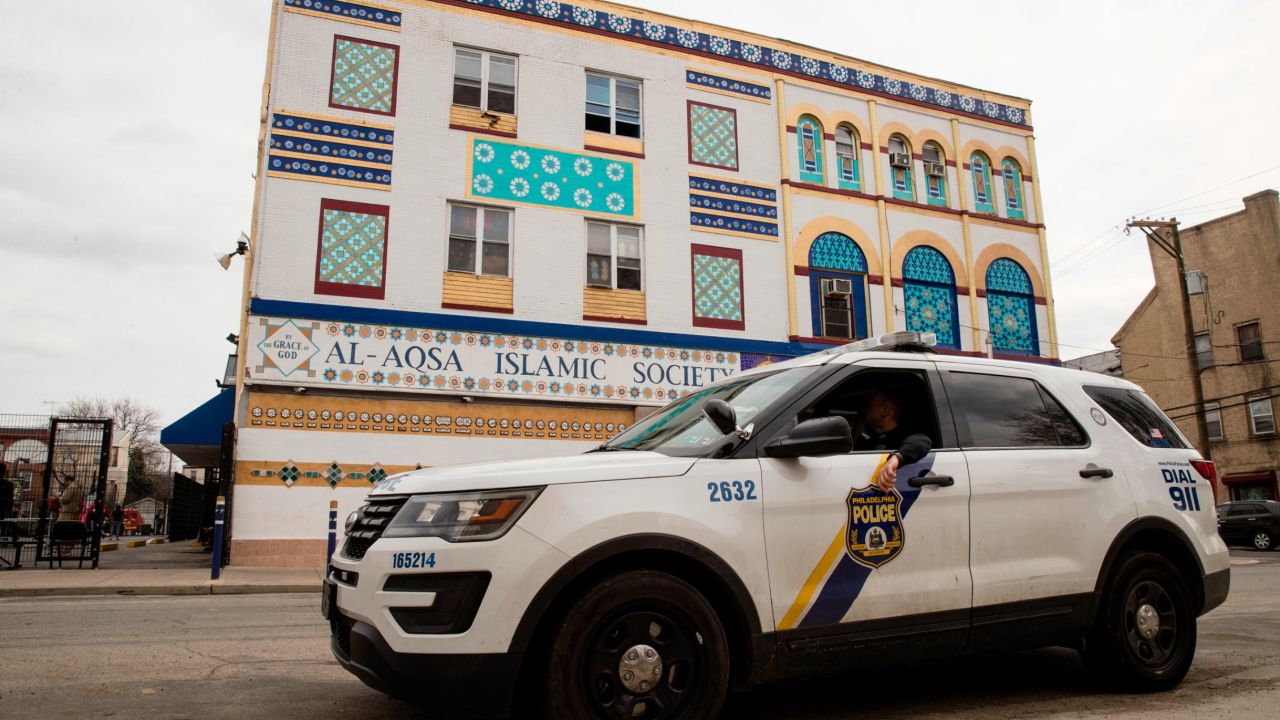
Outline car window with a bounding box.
[947,372,1084,448]
[1083,385,1190,449]
[791,368,946,450]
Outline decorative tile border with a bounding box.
[467,136,636,218]
[688,173,779,240]
[268,110,394,190]
[688,174,776,203]
[689,193,777,219]
[446,0,1028,127]
[284,0,404,30]
[686,68,771,102]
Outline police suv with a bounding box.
[324,332,1230,719]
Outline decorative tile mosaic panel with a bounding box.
[686,69,771,101]
[691,245,745,330]
[986,258,1033,294]
[688,174,778,240]
[283,0,403,29]
[315,200,389,299]
[448,0,1030,126]
[468,138,636,217]
[797,116,824,184]
[903,246,958,348]
[268,111,394,190]
[688,102,738,170]
[330,36,399,115]
[986,258,1036,354]
[808,232,867,272]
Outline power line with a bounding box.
[1167,391,1279,422]
[1131,162,1280,217]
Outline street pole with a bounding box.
[1127,218,1212,458]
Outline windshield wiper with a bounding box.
[588,445,641,452]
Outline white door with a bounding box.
[759,360,972,640]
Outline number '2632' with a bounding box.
[708,480,758,503]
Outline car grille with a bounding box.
[332,612,355,658]
[342,495,408,561]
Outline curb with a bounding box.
[0,583,320,598]
[99,543,118,552]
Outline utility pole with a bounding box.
[1126,218,1211,457]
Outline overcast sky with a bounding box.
[2,1,1278,429]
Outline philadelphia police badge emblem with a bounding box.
[845,486,904,569]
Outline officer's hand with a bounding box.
[876,454,899,492]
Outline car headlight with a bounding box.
[382,487,542,542]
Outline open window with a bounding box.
[788,368,946,453]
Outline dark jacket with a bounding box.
[854,425,932,466]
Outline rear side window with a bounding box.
[947,372,1088,448]
[1084,385,1189,449]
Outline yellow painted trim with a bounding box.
[266,171,390,192]
[270,127,392,150]
[868,101,894,332]
[687,65,772,89]
[690,225,779,242]
[786,183,876,208]
[442,271,514,310]
[827,111,871,148]
[972,243,1048,298]
[776,79,797,338]
[236,461,421,488]
[274,106,396,131]
[793,216,882,273]
[877,121,916,152]
[914,128,954,161]
[890,230,972,287]
[686,82,772,104]
[953,119,981,352]
[583,287,647,322]
[786,102,832,129]
[1026,134,1058,357]
[583,131,645,155]
[991,145,1032,175]
[282,5,404,32]
[965,214,1039,234]
[451,104,518,135]
[269,149,391,170]
[689,170,778,192]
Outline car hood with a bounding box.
[369,451,697,495]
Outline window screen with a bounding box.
[949,373,1084,448]
[1084,385,1189,449]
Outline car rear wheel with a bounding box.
[1254,531,1273,551]
[1080,552,1196,692]
[542,570,729,720]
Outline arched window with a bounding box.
[1001,158,1025,220]
[809,232,869,340]
[835,126,860,191]
[796,116,824,185]
[985,258,1038,355]
[902,245,959,349]
[970,152,994,214]
[923,141,947,207]
[888,135,914,201]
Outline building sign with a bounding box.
[248,316,742,405]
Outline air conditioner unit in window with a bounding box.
[822,278,852,297]
[924,161,945,177]
[889,152,911,168]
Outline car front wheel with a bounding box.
[1081,552,1196,692]
[542,570,729,720]
[1254,530,1273,551]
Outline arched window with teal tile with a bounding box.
[835,125,861,191]
[1001,158,1025,220]
[970,152,994,214]
[797,116,825,184]
[923,141,947,207]
[902,245,959,349]
[985,258,1038,355]
[808,232,869,340]
[888,135,914,201]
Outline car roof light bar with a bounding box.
[818,331,938,356]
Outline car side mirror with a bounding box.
[763,416,853,458]
[702,399,738,436]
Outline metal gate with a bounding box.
[36,418,113,568]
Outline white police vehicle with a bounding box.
[324,332,1230,719]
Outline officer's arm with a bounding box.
[896,433,933,466]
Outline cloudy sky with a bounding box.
[2,0,1278,429]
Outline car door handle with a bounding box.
[1079,467,1114,479]
[909,474,955,488]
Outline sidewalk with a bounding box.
[0,565,324,598]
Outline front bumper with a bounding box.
[330,609,521,718]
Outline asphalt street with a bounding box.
[1,551,1277,720]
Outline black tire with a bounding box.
[541,570,729,720]
[1080,552,1196,692]
[1252,530,1273,551]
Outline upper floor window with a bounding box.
[1249,395,1276,435]
[922,142,947,207]
[808,232,869,341]
[888,135,914,201]
[796,116,824,184]
[1001,158,1025,220]
[1195,332,1213,369]
[587,221,642,290]
[585,73,641,138]
[834,126,860,191]
[1205,401,1224,441]
[971,152,994,214]
[453,48,517,114]
[1237,321,1264,362]
[448,202,511,277]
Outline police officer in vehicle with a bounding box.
[856,390,932,492]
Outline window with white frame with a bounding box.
[1204,402,1223,441]
[1195,332,1213,369]
[1249,395,1276,435]
[20,501,33,518]
[585,73,642,138]
[448,203,512,276]
[453,47,517,114]
[586,221,642,290]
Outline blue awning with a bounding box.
[160,388,235,468]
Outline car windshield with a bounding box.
[600,366,819,456]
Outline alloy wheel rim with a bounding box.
[1255,533,1271,549]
